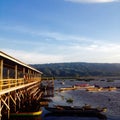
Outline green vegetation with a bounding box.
[66,98,73,104]
[31,62,120,77]
[107,79,114,82]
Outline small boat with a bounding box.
[108,87,117,91]
[59,87,76,91]
[87,86,117,92]
[86,87,102,92]
[45,105,107,114]
[73,84,95,89]
[10,110,42,116]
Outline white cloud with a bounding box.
[1,49,64,64]
[65,0,119,3]
[2,41,120,64]
[1,25,120,64]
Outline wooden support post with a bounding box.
[7,69,10,88]
[15,65,17,86]
[16,92,21,109]
[27,69,29,82]
[7,93,10,119]
[32,71,33,81]
[0,60,3,91]
[23,68,25,84]
[0,96,2,120]
[7,69,10,79]
[33,71,35,81]
[14,92,17,112]
[34,73,36,81]
[29,70,31,82]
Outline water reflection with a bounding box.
[44,113,106,120]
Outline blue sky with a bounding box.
[0,0,120,64]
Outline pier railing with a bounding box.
[0,78,41,91]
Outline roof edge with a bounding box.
[0,51,43,74]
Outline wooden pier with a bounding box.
[0,51,43,119]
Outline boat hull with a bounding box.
[10,110,42,116]
[45,105,106,114]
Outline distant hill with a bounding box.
[31,62,120,77]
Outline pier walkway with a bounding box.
[0,51,42,119]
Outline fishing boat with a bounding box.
[87,86,117,92]
[108,87,117,91]
[86,87,102,92]
[59,87,76,91]
[74,83,89,87]
[73,83,95,89]
[45,105,107,114]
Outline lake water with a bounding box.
[8,79,120,120]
